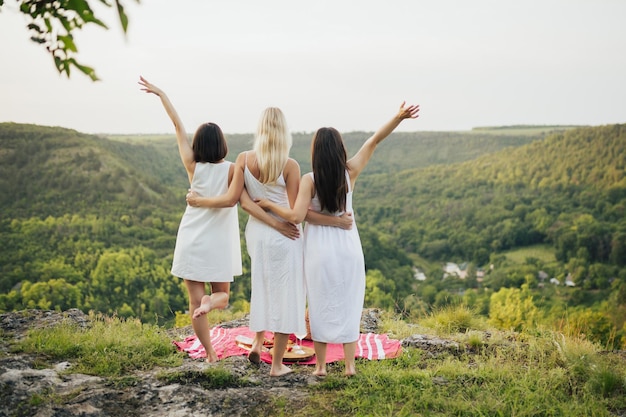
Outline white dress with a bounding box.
[171,162,242,282]
[304,172,365,343]
[243,157,306,335]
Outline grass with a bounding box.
[420,304,487,334]
[15,312,183,376]
[503,243,557,265]
[298,324,625,416]
[10,308,626,416]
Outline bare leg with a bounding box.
[270,332,292,377]
[192,295,212,319]
[184,280,217,362]
[248,330,265,364]
[313,341,328,376]
[192,282,230,318]
[343,341,357,376]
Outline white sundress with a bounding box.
[304,171,365,343]
[171,162,242,282]
[243,156,306,335]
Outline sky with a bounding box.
[1,0,625,135]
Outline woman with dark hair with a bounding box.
[256,101,420,376]
[138,76,242,363]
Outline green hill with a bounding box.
[1,122,625,344]
[107,128,550,175]
[356,124,626,267]
[0,123,185,219]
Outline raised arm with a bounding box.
[348,101,420,183]
[185,153,245,208]
[138,76,195,184]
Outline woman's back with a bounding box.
[243,151,305,335]
[172,162,242,281]
[303,170,364,343]
[243,152,290,212]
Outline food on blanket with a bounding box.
[269,345,315,362]
[235,335,273,351]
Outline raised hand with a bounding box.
[138,75,164,97]
[397,101,420,121]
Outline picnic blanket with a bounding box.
[172,326,402,364]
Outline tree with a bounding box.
[489,285,540,332]
[364,269,396,311]
[2,0,138,80]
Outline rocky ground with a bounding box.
[0,308,464,417]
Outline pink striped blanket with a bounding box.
[172,326,402,364]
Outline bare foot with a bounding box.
[192,295,212,319]
[270,364,293,377]
[248,350,261,364]
[313,367,327,377]
[344,366,356,377]
[201,343,218,363]
[248,339,263,364]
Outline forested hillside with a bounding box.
[0,123,183,218]
[110,129,550,176]
[1,122,625,349]
[357,124,626,267]
[354,124,626,349]
[0,122,544,321]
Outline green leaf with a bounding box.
[53,55,63,73]
[44,17,52,32]
[29,36,46,44]
[68,58,100,81]
[67,0,92,16]
[115,0,129,33]
[27,23,44,34]
[58,15,73,32]
[58,35,78,53]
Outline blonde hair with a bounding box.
[253,107,292,184]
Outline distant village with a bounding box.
[413,263,576,287]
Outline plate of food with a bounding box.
[269,345,315,362]
[235,335,273,351]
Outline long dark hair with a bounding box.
[192,122,227,163]
[311,127,348,213]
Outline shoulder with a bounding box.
[234,151,248,167]
[285,158,301,172]
[301,171,313,181]
[283,158,301,182]
[301,172,315,188]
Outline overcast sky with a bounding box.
[1,0,625,135]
